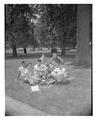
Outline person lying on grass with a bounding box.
[17,61,27,81]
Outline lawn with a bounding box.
[5,55,91,116]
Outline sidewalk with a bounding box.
[6,96,49,116]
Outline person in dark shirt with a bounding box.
[50,51,65,65]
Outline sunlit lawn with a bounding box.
[5,54,91,115]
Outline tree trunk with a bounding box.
[33,46,35,51]
[61,32,67,56]
[12,45,17,57]
[61,45,66,55]
[74,5,91,67]
[24,48,27,54]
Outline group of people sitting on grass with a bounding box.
[17,51,70,86]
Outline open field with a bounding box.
[5,55,92,115]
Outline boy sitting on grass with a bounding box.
[34,59,47,83]
[25,62,43,85]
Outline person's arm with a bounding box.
[44,57,48,65]
[50,57,53,64]
[34,66,40,76]
[42,65,47,71]
[58,56,65,64]
[25,69,30,78]
[40,56,43,63]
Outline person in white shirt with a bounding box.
[25,63,33,83]
[34,59,47,78]
[17,61,26,81]
[25,62,42,85]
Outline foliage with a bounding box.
[5,4,39,50]
[39,4,77,51]
[5,4,77,56]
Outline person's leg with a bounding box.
[31,75,42,85]
[23,75,40,85]
[27,78,34,85]
[64,72,68,78]
[18,76,26,83]
[46,73,57,85]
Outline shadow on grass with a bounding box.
[40,80,71,86]
[54,80,71,86]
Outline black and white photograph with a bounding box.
[4,3,92,116]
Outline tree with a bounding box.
[5,4,39,56]
[40,4,77,55]
[74,4,91,67]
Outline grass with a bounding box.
[5,55,92,116]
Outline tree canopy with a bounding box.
[5,4,39,55]
[5,4,77,56]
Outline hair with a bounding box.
[37,59,42,62]
[21,61,26,64]
[51,49,58,53]
[26,63,32,67]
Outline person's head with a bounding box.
[26,63,32,69]
[21,61,26,67]
[37,59,42,66]
[52,61,58,66]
